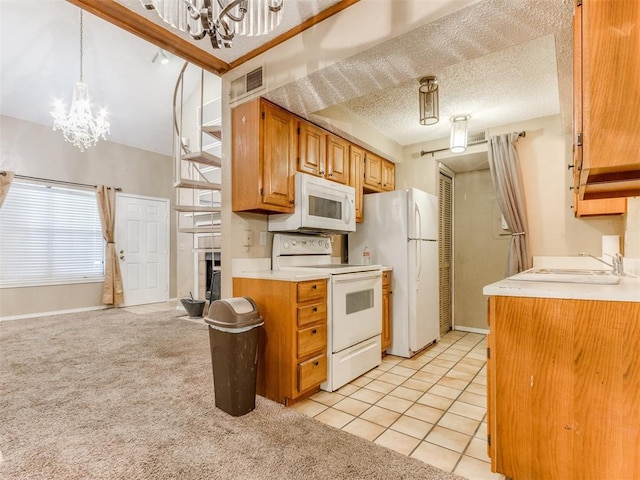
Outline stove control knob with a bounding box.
[283,241,290,249]
[291,239,297,246]
[310,240,316,246]
[325,241,331,249]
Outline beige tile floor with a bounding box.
[291,331,505,480]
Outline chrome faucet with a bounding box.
[579,252,625,276]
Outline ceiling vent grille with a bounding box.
[467,130,487,146]
[230,66,265,103]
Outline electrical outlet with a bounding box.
[259,231,267,246]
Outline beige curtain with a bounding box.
[96,185,124,305]
[0,171,14,208]
[488,133,531,276]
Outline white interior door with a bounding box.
[116,193,169,306]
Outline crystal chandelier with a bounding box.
[51,10,110,152]
[141,0,284,49]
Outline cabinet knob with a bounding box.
[569,186,575,191]
[312,307,318,312]
[289,199,294,204]
[312,329,317,334]
[314,361,319,367]
[312,284,317,290]
[568,164,574,170]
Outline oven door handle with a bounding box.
[331,271,382,283]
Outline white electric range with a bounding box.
[272,233,383,391]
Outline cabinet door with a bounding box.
[349,144,365,223]
[490,297,574,480]
[364,152,382,191]
[580,0,640,197]
[382,159,395,191]
[326,134,350,185]
[298,120,326,177]
[262,101,296,209]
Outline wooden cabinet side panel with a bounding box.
[572,300,640,479]
[232,278,295,404]
[326,134,350,185]
[262,101,297,209]
[232,99,261,212]
[349,145,365,222]
[582,0,640,174]
[487,297,496,466]
[573,2,583,179]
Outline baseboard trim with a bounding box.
[454,325,490,335]
[0,305,107,322]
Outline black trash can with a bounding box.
[204,297,263,416]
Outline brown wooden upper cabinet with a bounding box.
[364,151,395,193]
[298,119,349,185]
[232,98,297,214]
[574,0,640,200]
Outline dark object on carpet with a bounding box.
[180,297,206,318]
[0,308,464,480]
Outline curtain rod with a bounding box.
[0,171,121,191]
[420,131,526,157]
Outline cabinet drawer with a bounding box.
[297,302,327,328]
[297,280,326,303]
[297,324,327,358]
[382,271,391,287]
[297,354,327,392]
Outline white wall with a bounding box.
[398,114,627,329]
[0,115,176,318]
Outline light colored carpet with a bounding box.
[0,308,464,479]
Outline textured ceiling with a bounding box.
[265,0,574,153]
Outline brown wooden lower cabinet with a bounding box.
[233,277,328,405]
[487,295,640,480]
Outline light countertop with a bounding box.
[233,270,330,282]
[483,275,640,302]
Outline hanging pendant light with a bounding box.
[51,10,110,152]
[419,76,439,126]
[450,115,470,153]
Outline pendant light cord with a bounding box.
[79,10,84,82]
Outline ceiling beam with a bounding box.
[229,0,361,71]
[65,0,231,75]
[66,0,361,76]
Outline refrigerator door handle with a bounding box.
[416,239,422,280]
[415,203,423,281]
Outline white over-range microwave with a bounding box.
[268,173,356,234]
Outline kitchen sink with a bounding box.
[508,268,622,285]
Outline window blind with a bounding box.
[0,181,105,286]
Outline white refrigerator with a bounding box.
[349,188,439,358]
